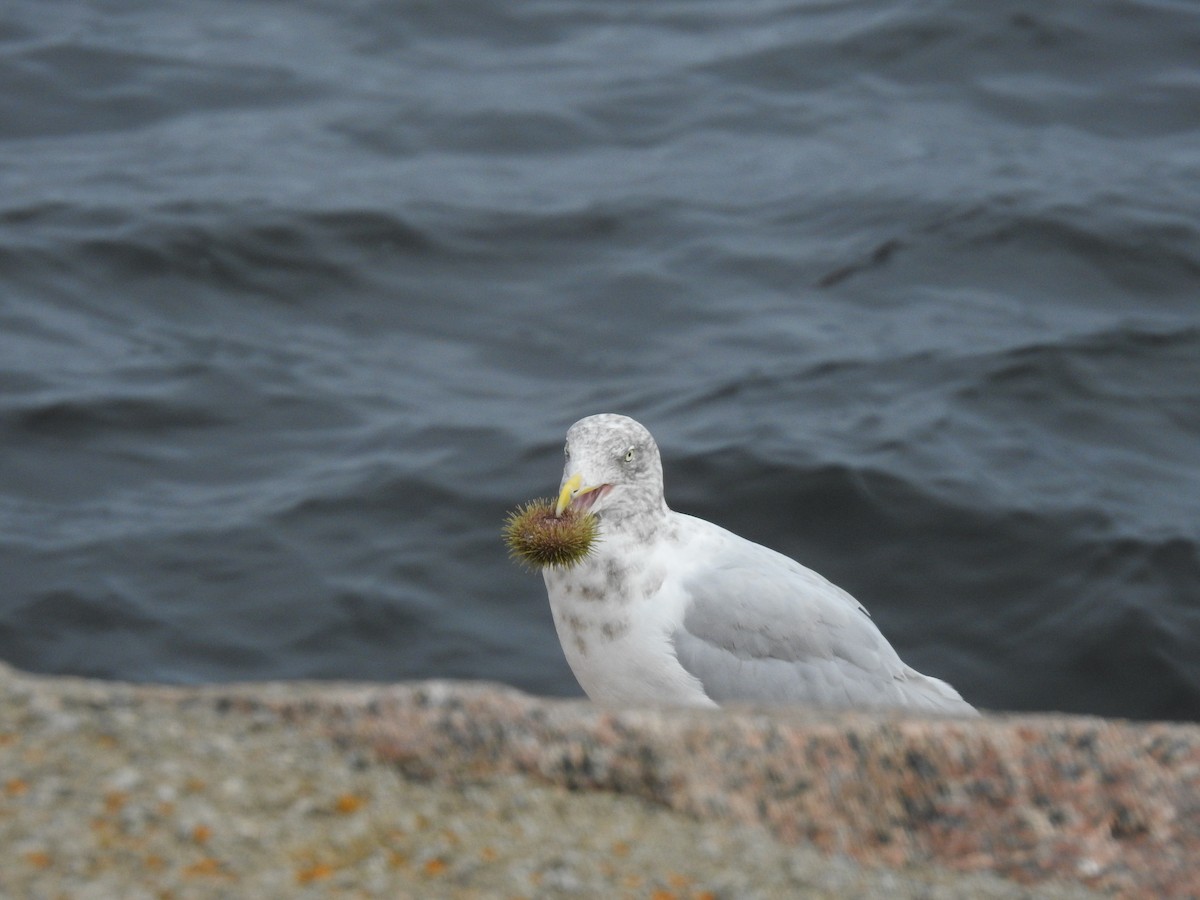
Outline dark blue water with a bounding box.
[1,0,1198,721]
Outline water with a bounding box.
[1,0,1198,721]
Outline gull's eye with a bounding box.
[564,443,570,459]
[623,446,635,463]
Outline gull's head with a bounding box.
[556,414,667,523]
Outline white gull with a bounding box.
[542,413,977,714]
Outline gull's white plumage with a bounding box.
[542,413,977,714]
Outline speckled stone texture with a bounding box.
[3,665,1195,898]
[324,684,1198,898]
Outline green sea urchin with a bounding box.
[503,498,598,570]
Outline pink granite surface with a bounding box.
[296,682,1198,899]
[7,665,1196,897]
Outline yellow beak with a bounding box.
[556,473,603,516]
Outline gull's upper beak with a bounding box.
[555,473,609,516]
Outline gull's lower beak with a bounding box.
[556,473,606,516]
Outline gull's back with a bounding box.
[665,512,978,714]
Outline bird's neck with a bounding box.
[597,483,668,527]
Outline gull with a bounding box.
[542,413,977,714]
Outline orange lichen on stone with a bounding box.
[103,791,128,814]
[182,857,225,878]
[5,778,29,796]
[191,824,212,845]
[89,817,110,833]
[296,862,335,884]
[422,857,448,877]
[334,793,365,814]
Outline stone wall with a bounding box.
[3,663,1194,897]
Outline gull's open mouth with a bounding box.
[569,483,612,513]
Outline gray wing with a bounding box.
[669,523,976,714]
